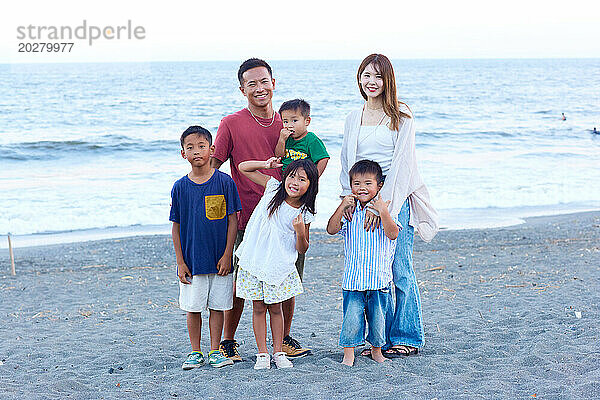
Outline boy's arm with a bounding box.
[327,195,356,235]
[372,194,399,240]
[216,213,238,276]
[238,157,283,188]
[275,128,292,158]
[293,216,310,253]
[172,222,191,284]
[316,158,329,177]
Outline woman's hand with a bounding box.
[264,157,283,169]
[364,210,381,231]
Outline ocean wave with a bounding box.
[418,130,517,138]
[0,135,179,161]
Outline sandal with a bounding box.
[383,346,418,358]
[360,347,372,357]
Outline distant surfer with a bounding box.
[561,113,566,121]
[594,127,598,134]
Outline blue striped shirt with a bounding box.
[340,205,398,291]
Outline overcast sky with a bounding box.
[2,0,599,63]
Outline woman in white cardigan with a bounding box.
[339,54,438,357]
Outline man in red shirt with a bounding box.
[211,58,311,361]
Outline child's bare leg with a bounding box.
[267,302,284,353]
[342,347,355,366]
[208,310,224,351]
[186,312,202,352]
[252,300,269,353]
[370,347,388,363]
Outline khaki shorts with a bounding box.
[179,273,233,313]
[233,230,306,281]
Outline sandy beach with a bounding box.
[1,211,598,399]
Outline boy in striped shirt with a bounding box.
[326,160,400,366]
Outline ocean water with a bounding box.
[1,59,600,246]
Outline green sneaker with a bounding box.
[182,351,205,370]
[208,350,234,368]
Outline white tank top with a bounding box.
[356,124,396,176]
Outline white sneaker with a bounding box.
[273,352,293,369]
[254,353,271,370]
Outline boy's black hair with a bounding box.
[279,99,310,118]
[238,58,273,85]
[349,160,384,184]
[180,126,212,148]
[267,159,319,218]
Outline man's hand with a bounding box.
[264,156,283,169]
[292,214,306,233]
[177,262,192,284]
[216,254,231,276]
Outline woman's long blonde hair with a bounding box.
[357,54,412,131]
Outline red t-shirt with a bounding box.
[213,108,283,230]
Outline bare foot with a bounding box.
[370,347,389,363]
[342,347,355,366]
[341,355,354,366]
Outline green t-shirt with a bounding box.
[282,131,330,171]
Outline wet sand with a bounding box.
[1,212,599,399]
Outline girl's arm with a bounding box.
[238,157,283,188]
[293,216,310,254]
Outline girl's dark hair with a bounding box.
[267,159,319,218]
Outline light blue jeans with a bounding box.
[339,287,392,348]
[384,198,425,349]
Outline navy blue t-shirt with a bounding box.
[169,170,242,275]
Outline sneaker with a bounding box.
[282,335,311,358]
[181,351,204,370]
[219,339,243,362]
[208,350,234,368]
[254,353,271,370]
[273,352,293,369]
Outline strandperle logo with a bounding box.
[16,20,146,46]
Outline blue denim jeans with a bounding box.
[384,198,425,349]
[339,287,391,348]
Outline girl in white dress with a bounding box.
[236,157,319,370]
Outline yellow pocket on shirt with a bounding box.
[205,195,226,220]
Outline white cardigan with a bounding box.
[339,106,439,242]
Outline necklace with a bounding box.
[247,107,275,128]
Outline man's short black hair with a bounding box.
[180,126,212,148]
[238,58,273,85]
[349,160,384,184]
[279,99,310,118]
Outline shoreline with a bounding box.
[0,210,598,399]
[2,205,599,250]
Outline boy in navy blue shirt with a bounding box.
[170,126,242,369]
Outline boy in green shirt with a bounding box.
[275,99,329,177]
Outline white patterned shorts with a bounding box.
[236,267,303,304]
